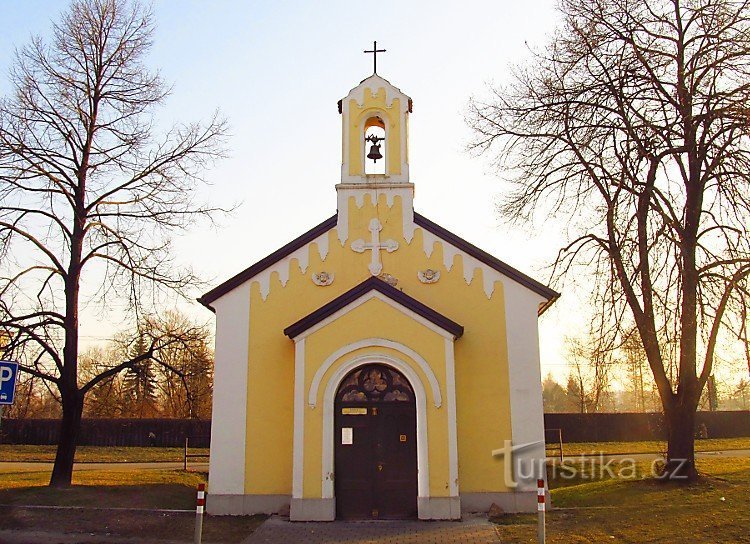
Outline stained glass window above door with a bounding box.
[336,364,414,402]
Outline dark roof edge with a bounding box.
[198,214,337,309]
[284,277,464,339]
[413,213,560,311]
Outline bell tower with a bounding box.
[336,44,415,244]
[338,73,412,184]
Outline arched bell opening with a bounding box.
[333,363,418,520]
[364,116,386,175]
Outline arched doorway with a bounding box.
[334,364,418,520]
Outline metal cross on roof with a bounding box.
[364,41,386,74]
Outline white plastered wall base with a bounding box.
[207,494,290,516]
[460,491,545,514]
[290,498,335,521]
[418,497,461,520]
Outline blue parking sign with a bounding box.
[0,361,19,405]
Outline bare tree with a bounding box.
[565,335,612,413]
[80,346,126,418]
[80,315,212,419]
[469,0,750,479]
[120,334,160,418]
[621,327,650,412]
[542,373,570,412]
[150,311,213,419]
[0,0,227,486]
[732,378,750,410]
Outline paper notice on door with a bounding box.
[341,427,353,445]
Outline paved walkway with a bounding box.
[1,449,746,475]
[556,448,750,462]
[0,461,209,473]
[241,516,502,544]
[0,530,186,544]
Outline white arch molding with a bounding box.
[291,337,460,520]
[308,338,442,408]
[320,353,431,513]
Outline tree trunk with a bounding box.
[663,403,699,481]
[49,385,82,487]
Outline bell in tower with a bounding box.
[366,133,384,163]
[364,117,385,173]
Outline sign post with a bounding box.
[0,361,20,439]
[0,361,18,405]
[537,478,546,544]
[194,483,206,544]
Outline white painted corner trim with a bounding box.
[444,337,459,497]
[320,353,430,503]
[307,338,443,408]
[292,338,306,499]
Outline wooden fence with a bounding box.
[543,410,750,443]
[0,418,210,447]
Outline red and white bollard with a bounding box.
[194,483,206,544]
[537,478,546,543]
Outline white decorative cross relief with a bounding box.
[351,218,399,276]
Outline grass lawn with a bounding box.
[2,507,265,543]
[0,446,748,542]
[552,436,750,456]
[0,468,206,508]
[0,444,209,463]
[492,456,750,543]
[0,467,264,543]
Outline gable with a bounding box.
[198,210,559,314]
[284,276,464,340]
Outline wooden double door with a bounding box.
[334,364,418,520]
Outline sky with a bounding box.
[0,0,589,379]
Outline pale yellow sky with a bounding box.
[4,1,743,386]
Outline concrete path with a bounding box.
[0,461,209,472]
[553,448,750,463]
[1,449,746,474]
[241,515,502,544]
[0,529,186,544]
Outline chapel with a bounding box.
[199,54,558,521]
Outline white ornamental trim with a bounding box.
[418,269,440,284]
[351,218,399,276]
[252,232,331,301]
[419,230,502,299]
[312,272,334,286]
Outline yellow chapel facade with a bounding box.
[200,73,558,521]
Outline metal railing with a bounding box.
[184,437,210,470]
[544,428,564,461]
